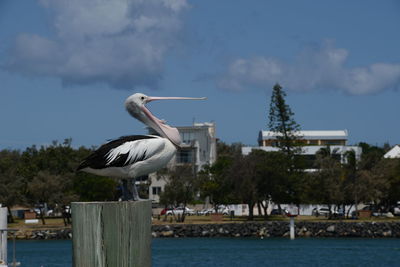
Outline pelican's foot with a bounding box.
[119,196,146,201]
[119,191,146,201]
[119,195,133,201]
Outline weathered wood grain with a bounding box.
[72,201,151,267]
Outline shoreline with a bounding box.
[9,221,400,240]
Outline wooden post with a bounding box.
[72,201,152,267]
[289,217,295,240]
[0,207,7,265]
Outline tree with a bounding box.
[369,158,400,207]
[248,150,291,218]
[268,83,305,212]
[308,148,344,217]
[230,153,259,220]
[268,83,302,156]
[198,142,239,212]
[0,149,26,222]
[343,146,392,216]
[385,159,400,205]
[158,165,197,222]
[27,171,67,224]
[73,173,117,201]
[357,142,385,170]
[198,163,235,213]
[0,139,128,216]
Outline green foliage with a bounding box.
[308,149,344,205]
[305,145,400,215]
[73,173,117,201]
[0,150,27,207]
[372,158,400,205]
[358,142,386,156]
[357,142,385,170]
[158,165,197,208]
[0,139,118,208]
[197,141,242,212]
[229,153,258,219]
[198,164,234,207]
[28,171,77,205]
[1,136,400,218]
[202,140,400,217]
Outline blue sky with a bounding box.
[1,0,400,150]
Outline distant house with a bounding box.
[10,206,31,219]
[384,145,400,159]
[257,130,348,147]
[243,130,362,171]
[173,122,217,172]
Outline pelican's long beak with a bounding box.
[147,96,206,103]
[141,96,206,147]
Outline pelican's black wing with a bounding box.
[77,135,161,170]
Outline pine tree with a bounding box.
[268,83,301,156]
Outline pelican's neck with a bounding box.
[127,103,182,147]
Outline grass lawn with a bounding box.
[8,218,70,230]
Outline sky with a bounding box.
[1,0,400,150]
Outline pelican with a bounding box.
[77,93,206,200]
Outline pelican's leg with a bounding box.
[131,178,143,201]
[121,179,131,201]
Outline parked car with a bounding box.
[216,205,230,215]
[312,207,332,217]
[197,208,213,216]
[160,208,173,216]
[198,205,230,216]
[389,204,400,216]
[34,208,41,215]
[350,205,389,217]
[335,208,345,217]
[166,207,196,216]
[392,206,400,216]
[46,209,54,216]
[270,208,289,215]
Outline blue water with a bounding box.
[8,238,400,266]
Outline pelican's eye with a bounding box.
[141,96,145,101]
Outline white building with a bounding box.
[242,130,362,170]
[148,122,217,203]
[384,145,400,159]
[258,130,348,147]
[174,122,217,172]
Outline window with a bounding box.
[152,187,161,195]
[176,149,194,163]
[308,140,319,145]
[321,140,344,145]
[181,132,194,144]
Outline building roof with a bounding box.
[258,130,348,141]
[384,145,400,159]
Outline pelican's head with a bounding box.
[125,93,206,147]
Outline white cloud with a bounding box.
[5,0,188,89]
[217,41,400,95]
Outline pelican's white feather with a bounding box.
[105,136,165,166]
